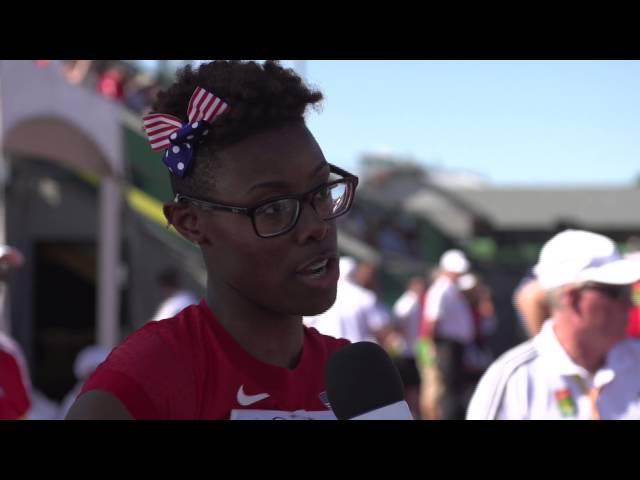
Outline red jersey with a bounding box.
[0,332,31,420]
[81,300,349,419]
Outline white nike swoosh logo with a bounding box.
[237,385,270,406]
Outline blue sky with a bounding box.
[298,60,640,186]
[140,60,640,186]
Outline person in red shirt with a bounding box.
[96,64,126,101]
[0,331,31,420]
[0,245,31,420]
[66,60,357,420]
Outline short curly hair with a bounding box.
[151,60,323,198]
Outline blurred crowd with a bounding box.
[341,204,422,258]
[305,232,640,420]
[304,249,497,419]
[34,60,162,115]
[3,228,640,419]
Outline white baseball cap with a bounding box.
[534,229,640,289]
[439,249,470,274]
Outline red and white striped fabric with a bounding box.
[143,87,229,152]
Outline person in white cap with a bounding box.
[420,249,475,419]
[467,229,640,420]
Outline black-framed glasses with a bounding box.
[578,282,632,302]
[174,163,359,238]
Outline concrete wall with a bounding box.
[7,158,205,373]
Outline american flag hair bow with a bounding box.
[142,87,229,177]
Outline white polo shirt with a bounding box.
[304,279,390,344]
[392,290,422,358]
[423,276,474,345]
[467,321,640,420]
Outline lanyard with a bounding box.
[572,375,602,420]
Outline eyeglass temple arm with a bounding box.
[329,164,359,183]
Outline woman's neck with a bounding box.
[206,281,303,369]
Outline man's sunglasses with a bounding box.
[577,282,632,302]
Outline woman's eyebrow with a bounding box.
[246,161,329,194]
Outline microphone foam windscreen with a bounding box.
[325,341,406,420]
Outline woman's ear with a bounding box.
[163,203,207,244]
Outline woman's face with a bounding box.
[196,123,340,317]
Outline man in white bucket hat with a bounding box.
[467,230,640,420]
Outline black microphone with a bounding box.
[325,341,414,420]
